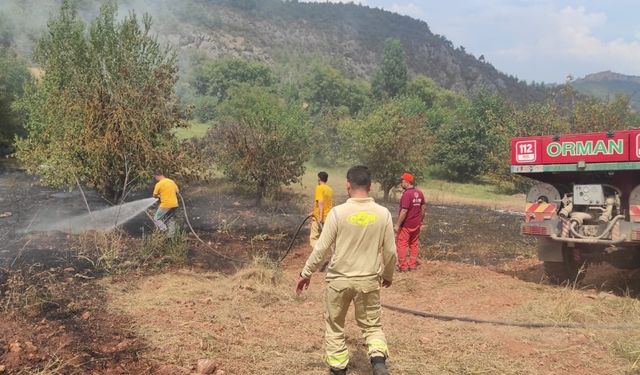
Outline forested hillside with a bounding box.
[3,0,638,195]
[574,71,640,112]
[0,0,548,103]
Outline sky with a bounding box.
[303,1,640,84]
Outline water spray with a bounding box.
[27,198,158,234]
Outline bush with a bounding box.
[73,230,126,273]
[208,84,310,203]
[140,231,189,267]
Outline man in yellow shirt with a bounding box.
[297,165,396,375]
[310,171,333,247]
[152,172,179,237]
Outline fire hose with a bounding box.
[174,197,637,330]
[569,214,624,240]
[176,192,313,264]
[278,214,314,263]
[177,191,248,264]
[380,303,637,330]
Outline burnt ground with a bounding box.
[1,165,639,373]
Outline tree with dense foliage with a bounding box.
[406,75,440,108]
[191,57,275,121]
[339,96,430,200]
[432,90,513,182]
[0,48,30,155]
[209,84,309,203]
[372,38,408,100]
[15,1,193,201]
[302,64,369,116]
[309,107,351,166]
[571,95,638,133]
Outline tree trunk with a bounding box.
[255,181,266,207]
[383,183,394,201]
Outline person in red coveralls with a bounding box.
[394,172,426,272]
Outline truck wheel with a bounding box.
[543,247,587,284]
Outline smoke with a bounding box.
[0,0,182,58]
[0,0,59,55]
[0,0,203,101]
[26,197,157,234]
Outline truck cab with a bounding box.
[511,130,640,283]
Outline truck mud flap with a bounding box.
[537,237,564,262]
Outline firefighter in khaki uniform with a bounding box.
[297,165,396,375]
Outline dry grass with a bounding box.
[104,255,640,375]
[1,266,58,314]
[104,257,296,373]
[69,229,189,273]
[509,283,640,325]
[20,355,67,375]
[139,230,189,267]
[72,230,126,272]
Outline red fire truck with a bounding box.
[511,130,640,283]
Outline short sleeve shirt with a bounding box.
[399,187,425,228]
[153,178,179,208]
[313,184,333,221]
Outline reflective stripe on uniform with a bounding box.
[367,339,388,356]
[327,350,349,368]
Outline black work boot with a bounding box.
[329,367,347,375]
[371,356,390,375]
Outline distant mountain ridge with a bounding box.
[167,0,549,103]
[1,0,549,103]
[573,71,640,112]
[578,71,640,84]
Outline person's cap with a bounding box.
[400,172,414,183]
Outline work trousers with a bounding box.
[154,207,177,237]
[396,225,421,270]
[309,218,322,247]
[324,279,389,370]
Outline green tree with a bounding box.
[340,96,431,200]
[210,84,309,203]
[225,0,258,10]
[406,75,440,108]
[302,64,369,116]
[372,38,408,100]
[310,107,351,166]
[0,48,30,155]
[432,90,512,182]
[15,1,192,201]
[512,102,569,137]
[191,58,275,121]
[572,95,640,133]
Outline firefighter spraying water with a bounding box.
[151,172,180,237]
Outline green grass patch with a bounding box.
[297,163,522,209]
[174,121,211,140]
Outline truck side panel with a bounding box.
[510,130,640,166]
